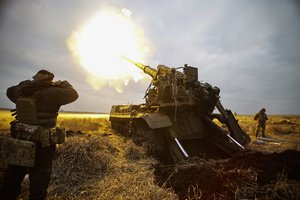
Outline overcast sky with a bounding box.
[0,0,299,114]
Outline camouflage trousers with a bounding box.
[0,143,56,200]
[255,122,266,138]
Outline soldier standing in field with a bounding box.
[0,70,78,200]
[254,108,268,138]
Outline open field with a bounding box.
[1,110,300,199]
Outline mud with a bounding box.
[154,150,300,200]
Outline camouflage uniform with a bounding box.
[0,70,78,200]
[254,108,268,138]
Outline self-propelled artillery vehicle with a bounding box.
[109,58,250,163]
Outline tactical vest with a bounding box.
[1,85,65,167]
[15,95,58,127]
[16,96,39,125]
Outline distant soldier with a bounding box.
[0,70,78,200]
[254,108,268,138]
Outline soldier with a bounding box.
[254,108,268,138]
[0,70,78,200]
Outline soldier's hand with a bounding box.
[54,80,71,88]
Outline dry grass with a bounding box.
[0,110,14,134]
[265,173,300,200]
[0,110,176,200]
[235,115,300,153]
[47,131,177,200]
[1,110,300,199]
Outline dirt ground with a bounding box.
[155,149,300,199]
[1,114,300,199]
[154,116,300,199]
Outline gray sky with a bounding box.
[0,0,299,114]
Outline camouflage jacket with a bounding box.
[7,79,78,127]
[254,111,268,124]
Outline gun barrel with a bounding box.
[122,56,157,78]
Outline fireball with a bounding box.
[67,8,151,92]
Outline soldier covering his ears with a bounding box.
[0,69,78,200]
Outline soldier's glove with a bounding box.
[54,80,72,88]
[19,80,53,96]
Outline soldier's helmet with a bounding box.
[32,69,54,82]
[261,108,266,112]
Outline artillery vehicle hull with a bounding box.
[110,59,250,163]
